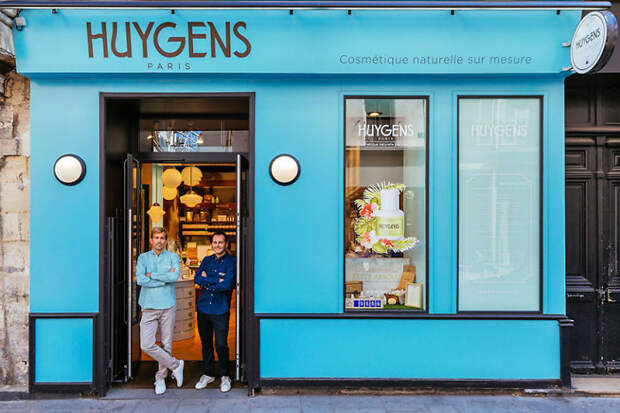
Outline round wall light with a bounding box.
[53,154,86,186]
[269,154,300,186]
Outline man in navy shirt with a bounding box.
[193,231,235,392]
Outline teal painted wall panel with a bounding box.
[35,318,93,383]
[260,319,560,379]
[254,81,342,312]
[30,81,101,313]
[27,74,567,379]
[27,75,567,317]
[431,87,455,314]
[543,80,567,315]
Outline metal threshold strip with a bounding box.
[0,1,612,11]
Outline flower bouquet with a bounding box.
[353,182,419,255]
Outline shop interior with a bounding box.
[104,95,249,387]
[139,162,238,362]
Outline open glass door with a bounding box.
[236,154,249,382]
[124,154,142,380]
[106,212,124,383]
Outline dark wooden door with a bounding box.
[565,74,620,374]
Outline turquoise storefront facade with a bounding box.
[13,5,583,393]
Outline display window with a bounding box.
[457,96,542,312]
[344,96,428,312]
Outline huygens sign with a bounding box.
[86,20,251,68]
[13,10,582,74]
[569,11,617,74]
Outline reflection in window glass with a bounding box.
[344,97,427,311]
[139,118,249,153]
[458,97,541,312]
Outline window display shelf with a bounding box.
[183,231,236,236]
[195,180,236,188]
[382,304,423,311]
[181,223,236,228]
[179,202,236,210]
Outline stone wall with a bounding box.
[0,71,30,387]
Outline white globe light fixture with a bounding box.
[180,191,202,207]
[269,154,300,186]
[53,154,86,186]
[162,168,182,188]
[147,165,165,224]
[181,166,202,186]
[162,186,178,200]
[146,204,165,223]
[180,165,203,207]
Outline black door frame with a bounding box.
[98,92,257,395]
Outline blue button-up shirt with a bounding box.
[136,249,181,310]
[194,253,235,315]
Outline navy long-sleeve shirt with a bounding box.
[194,252,236,315]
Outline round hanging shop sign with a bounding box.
[570,11,618,74]
[269,154,300,185]
[53,154,86,185]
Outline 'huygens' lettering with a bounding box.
[208,21,231,57]
[153,22,185,58]
[359,123,416,138]
[233,22,251,58]
[188,22,207,58]
[86,20,252,59]
[576,27,602,49]
[133,22,154,58]
[87,22,108,57]
[111,22,132,57]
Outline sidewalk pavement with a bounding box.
[0,387,619,413]
[570,375,620,395]
[1,376,619,413]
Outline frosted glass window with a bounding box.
[344,97,427,312]
[458,97,541,312]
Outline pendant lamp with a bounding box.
[162,167,182,188]
[147,166,166,223]
[180,166,202,208]
[181,166,202,186]
[162,186,178,200]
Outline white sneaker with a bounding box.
[220,376,232,393]
[154,379,166,395]
[172,360,184,387]
[195,374,215,389]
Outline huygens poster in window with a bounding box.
[458,97,541,312]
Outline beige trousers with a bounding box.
[139,305,179,382]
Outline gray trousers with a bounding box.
[140,305,179,382]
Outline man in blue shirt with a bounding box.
[136,227,184,395]
[193,231,235,392]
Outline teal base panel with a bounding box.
[260,319,560,379]
[35,318,93,383]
